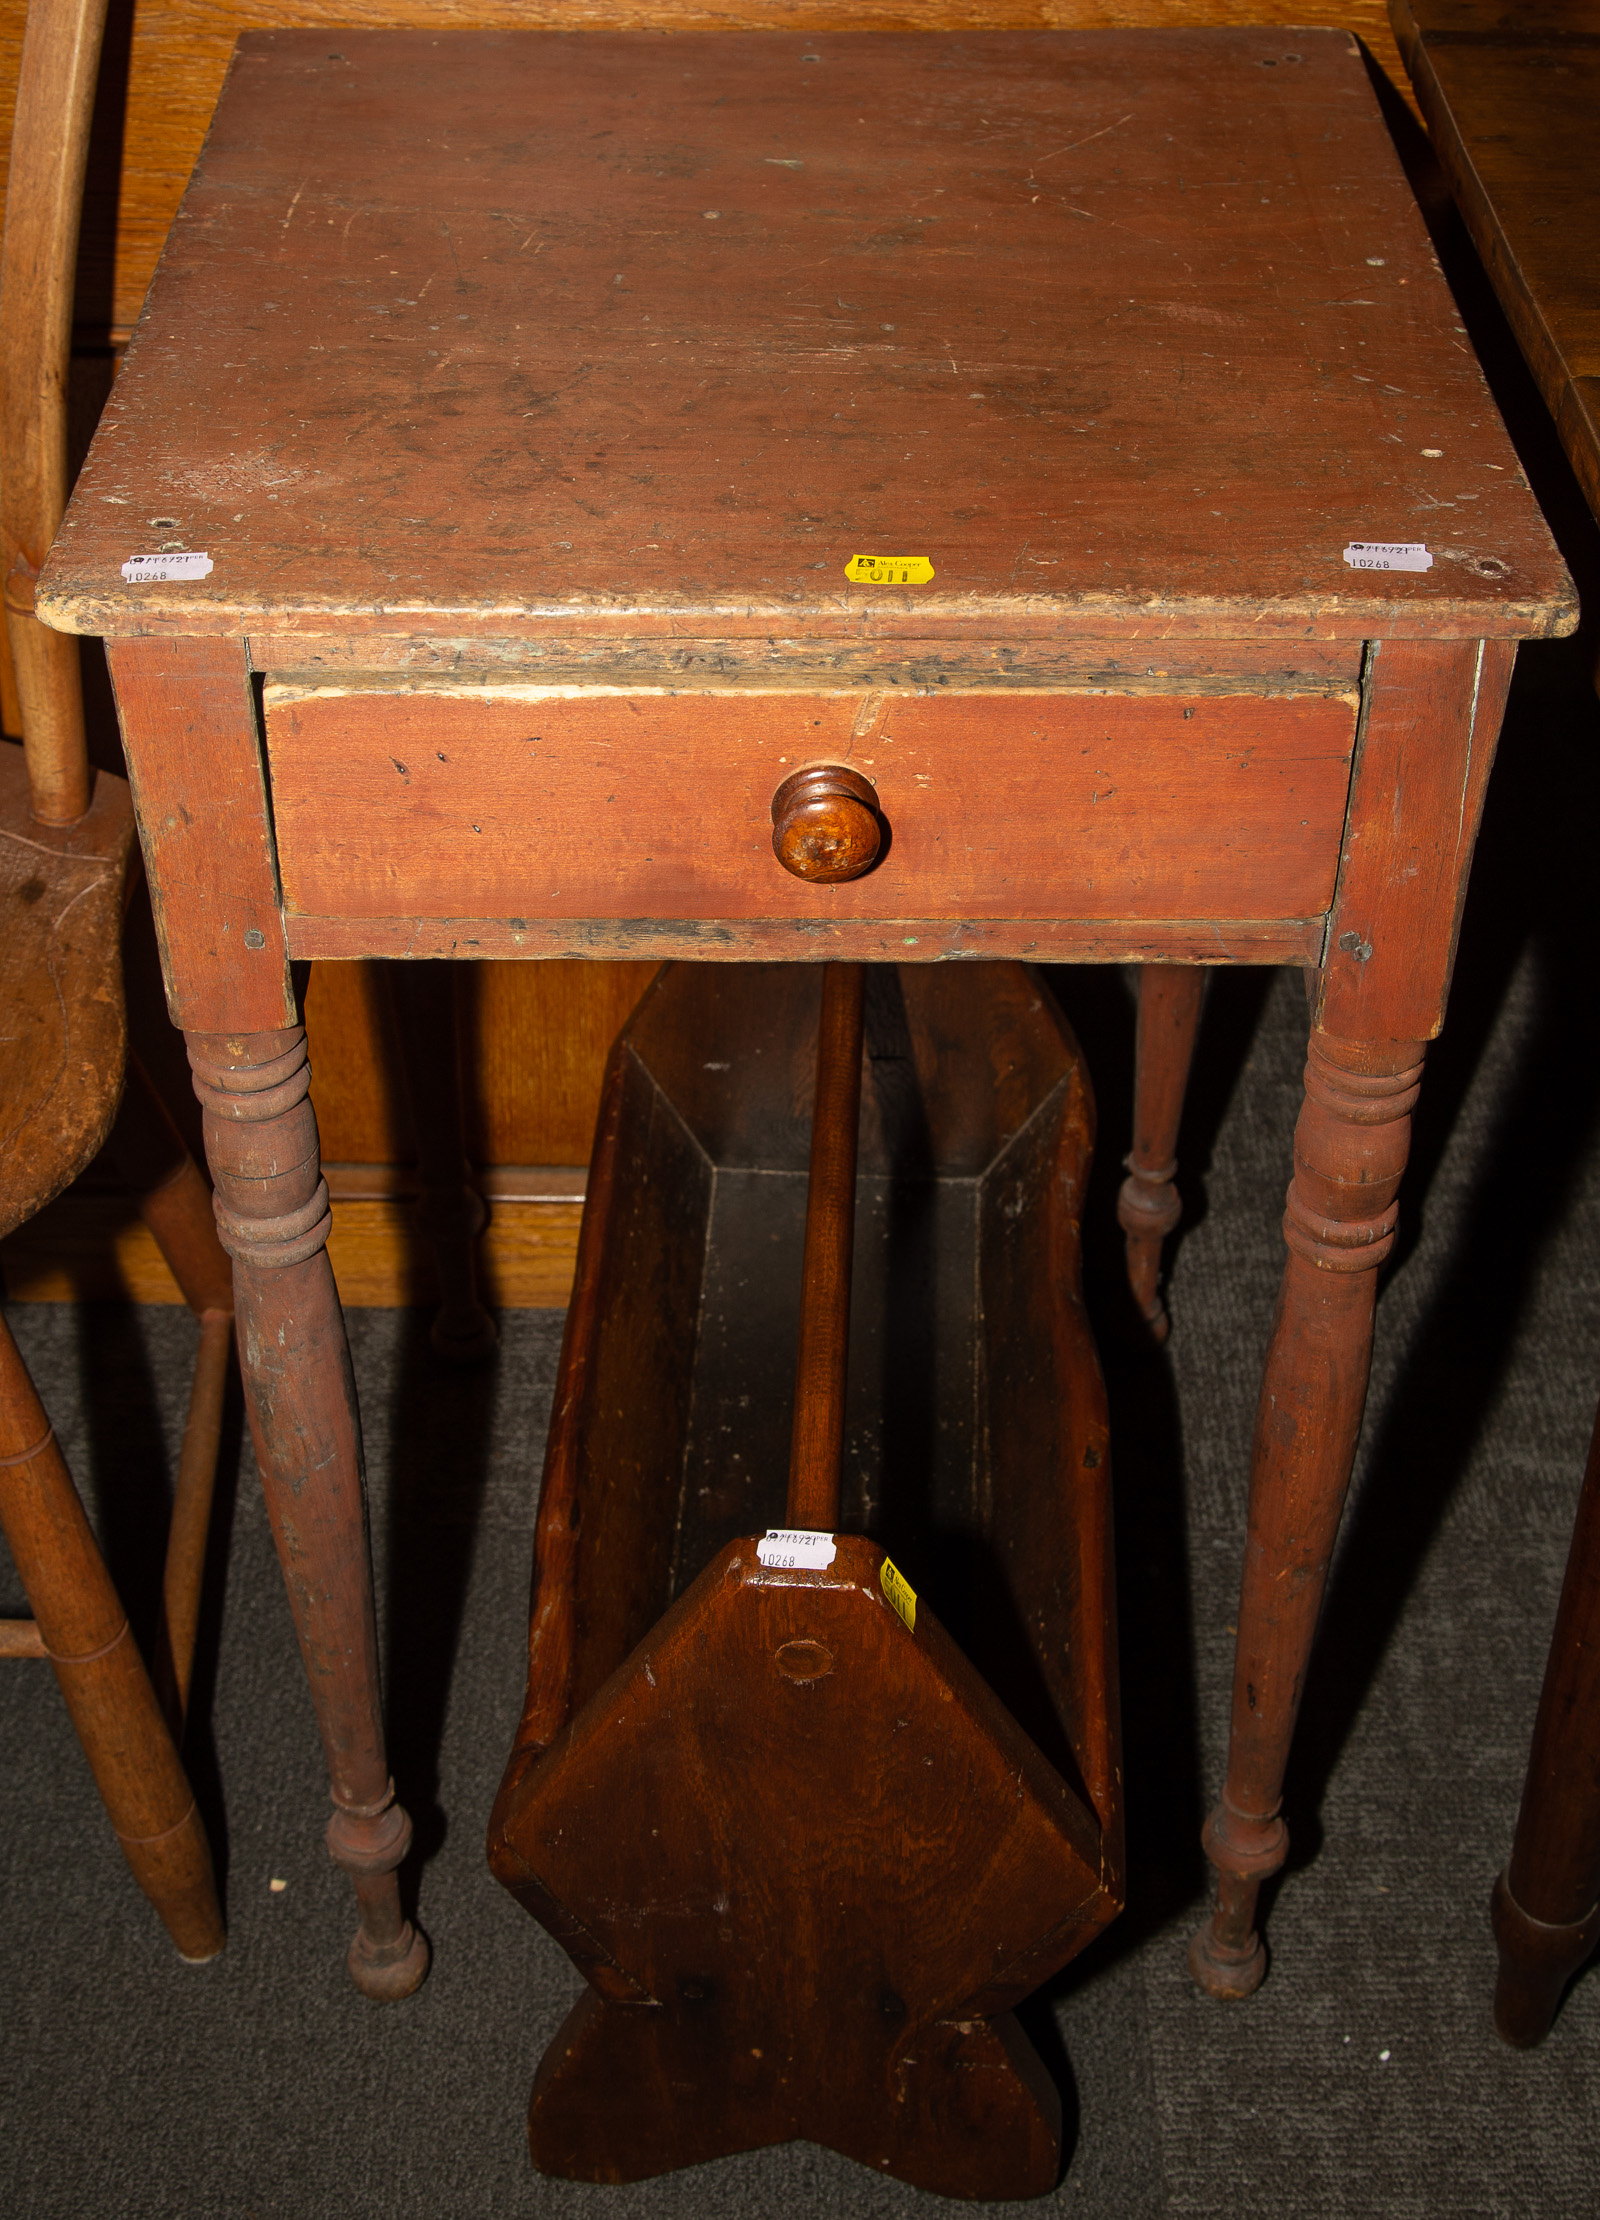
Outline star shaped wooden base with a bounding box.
[491,1536,1112,2197]
[487,961,1122,2198]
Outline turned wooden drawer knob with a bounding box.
[770,764,882,883]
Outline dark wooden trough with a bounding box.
[488,960,1122,2199]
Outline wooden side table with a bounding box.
[37,27,1573,1999]
[1390,0,1600,2044]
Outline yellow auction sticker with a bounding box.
[880,1556,918,1634]
[845,554,935,585]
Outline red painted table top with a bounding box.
[41,27,1572,647]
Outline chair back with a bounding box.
[0,0,109,824]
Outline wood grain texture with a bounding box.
[490,958,1120,2192]
[105,634,294,1033]
[106,1052,235,1311]
[263,686,1360,926]
[0,0,105,820]
[0,1308,225,1960]
[1317,634,1516,1042]
[299,956,659,1165]
[0,3,1424,352]
[253,635,1368,685]
[1117,962,1205,1341]
[0,0,242,1881]
[0,738,133,1239]
[771,764,882,885]
[785,961,863,1528]
[157,1303,232,1718]
[288,911,1328,966]
[1,1171,584,1305]
[1389,0,1600,515]
[0,0,1387,1243]
[496,1540,1103,2195]
[188,1022,428,1999]
[38,29,1571,644]
[1190,1028,1426,1999]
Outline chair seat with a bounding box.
[0,738,134,1239]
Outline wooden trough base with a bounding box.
[489,962,1122,2198]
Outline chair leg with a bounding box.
[106,1055,235,1723]
[1118,964,1206,1342]
[1491,1388,1600,2045]
[0,1312,224,1961]
[159,1307,233,1722]
[382,963,497,1363]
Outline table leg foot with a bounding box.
[1117,1163,1177,1342]
[327,1786,430,2000]
[348,1922,430,2001]
[1188,1799,1285,1998]
[1490,1869,1600,2048]
[1187,1912,1266,2000]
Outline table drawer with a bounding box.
[263,684,1358,927]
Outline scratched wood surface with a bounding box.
[0,1,1422,353]
[40,28,1571,645]
[1318,634,1515,1041]
[1389,0,1600,518]
[0,739,133,1238]
[0,0,1507,1246]
[104,635,294,1032]
[263,683,1360,925]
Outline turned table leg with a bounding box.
[1189,1027,1424,1998]
[1491,1389,1600,2045]
[188,1023,428,2000]
[1118,964,1206,1342]
[381,962,496,1363]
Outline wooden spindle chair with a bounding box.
[0,0,228,1961]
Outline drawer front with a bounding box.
[263,686,1358,925]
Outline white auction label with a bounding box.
[121,551,214,582]
[1342,542,1433,573]
[757,1528,837,1570]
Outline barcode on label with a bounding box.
[757,1528,837,1570]
[881,1556,917,1634]
[121,551,214,582]
[845,553,935,585]
[1342,542,1432,573]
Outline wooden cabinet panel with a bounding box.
[302,955,657,1164]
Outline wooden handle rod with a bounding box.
[785,962,867,1532]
